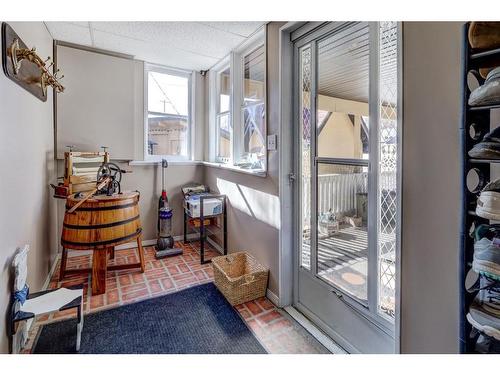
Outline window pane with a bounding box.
[219,67,230,113]
[243,45,265,106]
[300,46,312,270]
[147,113,188,156]
[147,71,189,157]
[317,111,369,159]
[148,72,188,115]
[239,103,265,169]
[316,163,369,303]
[377,21,398,321]
[217,112,231,160]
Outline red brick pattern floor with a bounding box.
[22,241,328,354]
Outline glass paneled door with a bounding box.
[293,22,400,353]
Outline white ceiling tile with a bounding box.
[90,22,244,59]
[201,22,265,37]
[45,22,92,46]
[92,30,218,71]
[45,21,264,71]
[67,22,91,28]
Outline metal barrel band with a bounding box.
[65,201,137,212]
[63,215,140,230]
[61,228,142,248]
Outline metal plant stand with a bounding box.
[183,194,227,264]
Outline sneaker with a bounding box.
[476,179,500,220]
[469,126,500,159]
[469,67,500,106]
[473,223,498,242]
[475,332,500,353]
[468,22,500,50]
[467,277,500,340]
[465,268,481,293]
[473,237,500,280]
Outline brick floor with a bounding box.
[22,241,328,354]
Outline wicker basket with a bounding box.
[212,252,269,306]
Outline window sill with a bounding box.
[129,160,203,166]
[128,160,267,177]
[202,161,267,178]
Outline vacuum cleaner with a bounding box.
[155,159,183,259]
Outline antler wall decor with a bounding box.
[2,22,65,101]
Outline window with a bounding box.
[237,44,266,170]
[216,66,231,163]
[145,64,191,160]
[209,29,266,174]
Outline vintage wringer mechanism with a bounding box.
[51,146,110,198]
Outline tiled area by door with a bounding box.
[22,242,328,354]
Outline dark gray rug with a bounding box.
[33,282,267,354]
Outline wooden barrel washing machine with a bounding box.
[59,162,145,295]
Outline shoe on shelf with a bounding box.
[469,67,500,107]
[469,126,500,159]
[475,332,500,353]
[473,223,499,241]
[467,276,500,340]
[468,22,500,50]
[476,179,500,220]
[473,236,500,280]
[465,268,481,293]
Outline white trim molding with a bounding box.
[266,288,280,307]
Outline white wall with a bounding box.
[0,22,56,353]
[56,46,137,160]
[204,22,284,295]
[400,21,463,353]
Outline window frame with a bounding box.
[215,61,232,164]
[143,62,193,162]
[209,27,267,174]
[233,35,267,172]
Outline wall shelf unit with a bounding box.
[460,22,500,354]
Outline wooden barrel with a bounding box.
[62,191,142,250]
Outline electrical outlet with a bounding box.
[267,134,277,151]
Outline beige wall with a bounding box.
[54,50,207,250]
[400,21,463,353]
[317,95,367,174]
[0,22,57,353]
[56,46,137,160]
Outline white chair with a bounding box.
[9,245,84,353]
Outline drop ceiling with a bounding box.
[44,22,266,71]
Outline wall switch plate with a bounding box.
[267,134,277,151]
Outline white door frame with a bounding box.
[277,21,403,354]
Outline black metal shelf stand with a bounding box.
[460,22,500,354]
[183,194,227,264]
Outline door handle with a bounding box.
[332,290,343,299]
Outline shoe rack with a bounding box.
[460,22,500,354]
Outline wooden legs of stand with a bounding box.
[137,234,145,272]
[59,247,68,281]
[91,248,108,295]
[59,235,146,295]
